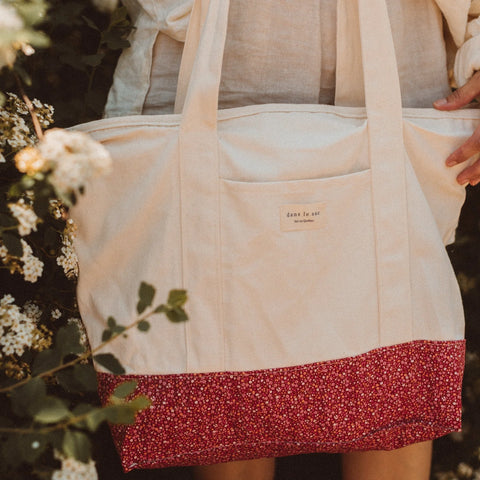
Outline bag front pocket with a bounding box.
[219,169,379,371]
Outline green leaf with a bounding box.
[82,15,100,31]
[82,53,104,67]
[167,289,188,308]
[2,232,23,257]
[93,353,125,374]
[56,323,85,357]
[74,364,98,391]
[10,377,47,417]
[72,403,95,417]
[70,404,100,431]
[154,305,166,314]
[127,395,151,411]
[15,0,48,26]
[59,52,88,71]
[49,430,65,451]
[112,380,137,399]
[136,282,155,314]
[110,5,130,25]
[166,306,188,323]
[34,397,71,423]
[101,329,113,342]
[102,404,136,425]
[82,408,107,432]
[62,430,91,463]
[32,349,61,375]
[101,30,130,50]
[32,193,50,218]
[137,320,150,332]
[107,316,116,328]
[56,364,97,393]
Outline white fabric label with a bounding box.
[279,202,326,232]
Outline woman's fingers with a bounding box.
[433,72,480,184]
[433,71,480,111]
[455,157,480,186]
[446,130,480,185]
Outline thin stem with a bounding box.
[13,73,44,140]
[0,306,162,394]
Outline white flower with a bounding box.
[0,152,5,162]
[0,295,36,357]
[20,239,43,282]
[49,199,64,219]
[0,2,24,69]
[37,129,111,195]
[23,301,42,322]
[57,236,79,279]
[8,198,38,236]
[52,454,98,480]
[0,294,14,306]
[6,115,31,149]
[51,308,62,320]
[457,462,474,478]
[15,146,47,174]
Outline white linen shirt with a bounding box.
[104,0,478,116]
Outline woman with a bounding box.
[100,1,480,479]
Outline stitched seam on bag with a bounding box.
[215,132,226,370]
[124,420,457,469]
[177,132,189,373]
[73,122,180,134]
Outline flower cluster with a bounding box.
[12,128,112,200]
[0,1,28,69]
[38,129,112,197]
[8,198,38,236]
[0,93,54,160]
[0,294,51,359]
[0,0,49,71]
[52,453,98,480]
[0,239,44,283]
[57,219,79,279]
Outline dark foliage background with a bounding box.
[2,1,480,479]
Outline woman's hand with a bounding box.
[434,71,480,185]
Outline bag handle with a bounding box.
[177,0,412,370]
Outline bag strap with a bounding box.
[178,0,412,370]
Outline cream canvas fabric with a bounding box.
[72,0,478,375]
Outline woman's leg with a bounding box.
[342,440,432,480]
[193,458,275,480]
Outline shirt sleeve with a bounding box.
[104,0,193,117]
[454,1,480,87]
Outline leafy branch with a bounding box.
[0,282,188,468]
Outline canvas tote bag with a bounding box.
[71,0,480,471]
